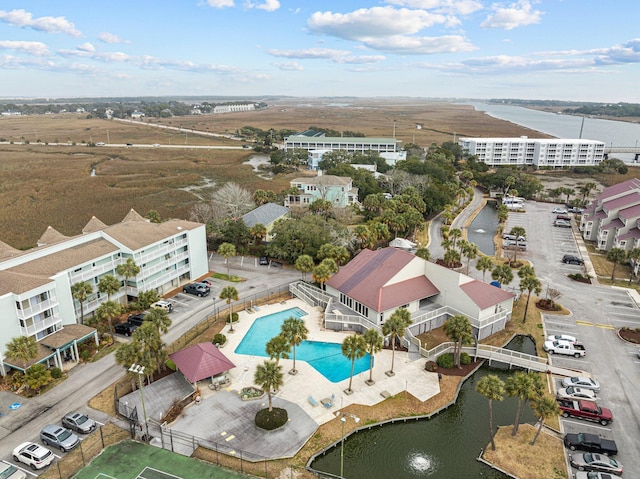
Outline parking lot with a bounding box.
[505,200,640,475]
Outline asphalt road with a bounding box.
[504,200,640,476]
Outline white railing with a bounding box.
[69,261,115,283]
[16,297,58,320]
[22,316,62,337]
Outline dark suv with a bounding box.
[114,322,138,336]
[183,282,210,297]
[127,311,149,326]
[563,254,584,265]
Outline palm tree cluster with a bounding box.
[518,265,542,323]
[441,228,479,271]
[476,371,559,451]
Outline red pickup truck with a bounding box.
[557,399,613,426]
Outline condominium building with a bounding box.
[0,210,207,374]
[285,130,406,167]
[580,178,640,252]
[458,136,605,167]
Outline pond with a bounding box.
[467,202,499,256]
[310,336,537,479]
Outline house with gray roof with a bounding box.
[322,247,514,340]
[0,210,207,375]
[240,203,289,242]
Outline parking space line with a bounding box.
[561,418,611,432]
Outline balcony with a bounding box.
[69,261,116,283]
[16,297,59,320]
[22,315,62,337]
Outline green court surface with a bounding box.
[72,441,250,479]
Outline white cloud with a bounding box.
[0,9,81,36]
[245,0,280,12]
[206,0,235,7]
[98,32,129,44]
[268,48,352,59]
[273,61,304,71]
[384,0,483,15]
[308,6,449,40]
[0,40,49,56]
[77,43,95,53]
[481,0,543,30]
[362,35,476,54]
[335,55,386,64]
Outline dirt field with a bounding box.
[0,100,552,249]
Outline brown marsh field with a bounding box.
[0,99,552,249]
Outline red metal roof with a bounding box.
[459,280,515,310]
[326,248,439,312]
[169,343,235,383]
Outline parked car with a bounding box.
[114,322,138,336]
[570,453,623,475]
[503,234,526,241]
[564,432,618,456]
[554,219,572,228]
[575,472,617,479]
[556,214,572,221]
[556,386,597,401]
[0,462,27,479]
[12,442,54,470]
[557,399,612,426]
[183,282,210,297]
[201,279,214,287]
[569,207,584,214]
[40,424,80,452]
[543,340,586,357]
[95,142,105,146]
[562,376,600,392]
[127,311,149,326]
[62,412,96,434]
[547,334,577,342]
[563,254,584,265]
[151,300,173,313]
[259,256,269,265]
[553,207,569,214]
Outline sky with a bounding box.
[1,1,639,102]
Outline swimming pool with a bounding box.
[235,307,371,383]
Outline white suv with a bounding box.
[151,300,173,313]
[13,442,54,470]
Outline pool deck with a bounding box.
[203,298,440,426]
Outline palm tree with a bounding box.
[444,248,461,268]
[281,317,308,374]
[517,264,535,280]
[249,223,267,245]
[415,247,430,261]
[444,315,473,368]
[5,336,38,369]
[476,374,505,451]
[95,300,121,334]
[505,371,544,436]
[448,228,462,249]
[116,258,140,306]
[265,334,291,365]
[461,241,478,274]
[295,255,315,282]
[219,286,239,332]
[144,308,172,335]
[509,226,526,263]
[363,328,383,385]
[71,281,93,324]
[342,334,367,393]
[606,247,626,282]
[519,274,542,323]
[579,181,597,202]
[218,242,236,279]
[25,363,52,395]
[312,263,332,309]
[530,396,560,445]
[98,274,121,302]
[492,264,514,286]
[476,256,494,282]
[254,360,284,412]
[497,204,509,223]
[133,322,166,374]
[382,308,412,376]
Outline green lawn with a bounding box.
[72,441,250,479]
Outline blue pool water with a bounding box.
[235,307,371,383]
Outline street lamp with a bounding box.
[129,363,149,440]
[336,411,360,478]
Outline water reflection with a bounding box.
[311,336,537,479]
[468,203,499,255]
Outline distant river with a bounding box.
[467,102,640,163]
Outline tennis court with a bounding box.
[73,440,249,479]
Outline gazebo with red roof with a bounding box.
[169,342,236,386]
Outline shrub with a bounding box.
[436,353,454,369]
[50,367,63,379]
[255,407,288,430]
[213,333,227,346]
[227,312,239,324]
[460,352,471,365]
[424,361,438,372]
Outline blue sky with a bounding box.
[1,1,639,101]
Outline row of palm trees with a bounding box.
[476,371,559,451]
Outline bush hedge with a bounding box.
[436,353,454,369]
[255,407,288,430]
[213,333,227,346]
[460,352,471,365]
